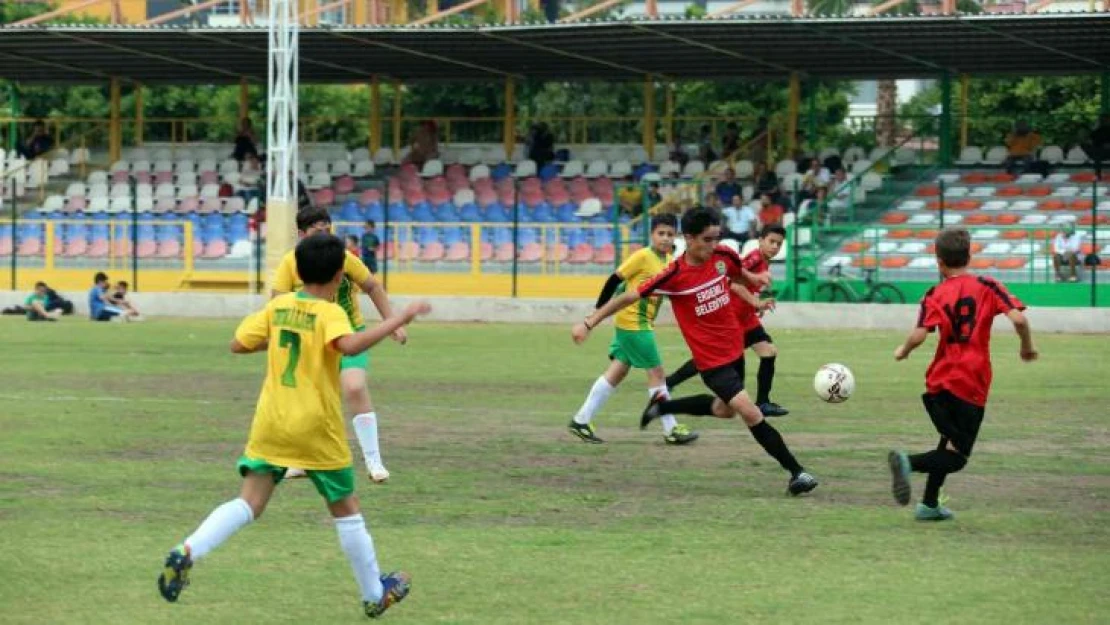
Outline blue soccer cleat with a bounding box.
[364,571,412,619]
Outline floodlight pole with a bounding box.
[266,0,300,282]
[938,73,952,168]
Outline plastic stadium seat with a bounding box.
[1027,185,1052,197]
[887,229,913,239]
[518,242,543,263]
[419,242,445,262]
[202,239,228,259]
[852,256,879,269]
[593,243,616,264]
[915,185,940,197]
[955,147,983,166]
[964,214,991,225]
[980,200,1009,211]
[953,200,981,211]
[969,258,995,269]
[881,256,910,269]
[567,243,594,264]
[444,242,469,262]
[546,243,569,262]
[841,241,870,253]
[1070,199,1095,210]
[996,258,1027,270]
[907,213,936,226]
[1064,147,1089,166]
[993,214,1020,225]
[1039,200,1066,211]
[914,229,939,240]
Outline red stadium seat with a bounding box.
[547,243,569,262]
[964,213,991,225]
[518,242,543,263]
[996,258,1027,270]
[996,186,1022,197]
[419,242,445,262]
[593,243,616,264]
[444,242,469,262]
[1027,185,1052,197]
[880,213,909,225]
[87,239,109,258]
[138,240,157,258]
[157,240,181,258]
[398,241,419,261]
[969,258,994,269]
[494,242,515,262]
[202,239,228,259]
[993,214,1020,225]
[568,243,594,264]
[880,256,909,269]
[841,241,870,253]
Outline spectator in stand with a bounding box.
[714,168,742,206]
[800,158,831,203]
[1003,120,1041,174]
[361,221,381,274]
[1083,113,1110,177]
[405,120,439,167]
[753,161,782,207]
[232,118,260,166]
[39,282,73,316]
[646,182,663,209]
[721,122,741,160]
[1052,224,1084,283]
[110,281,141,318]
[618,176,644,217]
[758,193,785,228]
[25,282,61,322]
[697,125,717,163]
[703,191,721,212]
[88,272,136,322]
[18,120,53,160]
[526,122,556,170]
[669,133,689,167]
[722,195,758,245]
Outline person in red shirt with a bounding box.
[664,224,789,416]
[757,193,784,228]
[572,207,819,496]
[888,228,1037,521]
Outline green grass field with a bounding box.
[0,318,1107,625]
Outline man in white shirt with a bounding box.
[1052,225,1083,282]
[722,194,758,244]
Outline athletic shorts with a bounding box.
[700,357,746,404]
[236,456,356,504]
[743,324,773,349]
[340,325,371,371]
[608,328,663,370]
[921,391,985,457]
[94,307,122,322]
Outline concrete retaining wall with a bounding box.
[4,290,1109,334]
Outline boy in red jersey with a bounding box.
[664,224,789,416]
[572,208,818,496]
[888,227,1037,521]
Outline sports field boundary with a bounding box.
[4,290,1108,334]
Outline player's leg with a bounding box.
[158,460,281,602]
[747,326,788,417]
[703,359,817,495]
[569,357,628,444]
[314,469,411,618]
[341,352,391,483]
[664,358,699,391]
[644,365,699,445]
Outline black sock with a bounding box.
[756,356,776,405]
[922,472,947,508]
[665,359,699,390]
[658,394,716,416]
[749,420,803,477]
[908,450,966,474]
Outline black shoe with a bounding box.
[788,472,819,496]
[888,450,912,506]
[568,421,604,444]
[640,393,664,430]
[759,402,789,417]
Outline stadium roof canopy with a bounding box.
[0,12,1108,85]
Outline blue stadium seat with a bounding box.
[490,163,512,180]
[443,227,464,245]
[338,199,362,222]
[202,224,225,244]
[0,224,12,239]
[531,202,555,223]
[556,203,578,222]
[485,203,510,223]
[156,225,180,242]
[365,201,385,222]
[633,164,655,180]
[228,213,249,230]
[387,202,411,223]
[203,213,225,229]
[63,223,89,243]
[457,202,481,221]
[590,228,613,246]
[538,163,560,181]
[90,225,110,241]
[434,202,459,222]
[565,228,586,247]
[491,226,512,246]
[519,228,539,245]
[138,225,157,242]
[92,212,111,221]
[411,201,436,222]
[416,227,439,245]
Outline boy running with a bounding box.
[664,224,789,417]
[888,227,1037,521]
[157,233,430,618]
[573,207,818,495]
[273,208,402,483]
[568,214,699,445]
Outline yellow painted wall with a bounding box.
[61,0,146,24]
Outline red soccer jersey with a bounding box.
[734,248,769,332]
[917,273,1025,406]
[639,246,747,371]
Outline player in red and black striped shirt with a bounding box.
[888,228,1037,521]
[572,208,818,496]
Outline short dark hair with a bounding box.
[366,220,376,228]
[650,214,678,232]
[295,207,332,232]
[934,228,971,269]
[117,280,129,288]
[34,281,46,289]
[94,272,108,283]
[680,206,721,237]
[295,233,347,285]
[760,224,787,239]
[346,234,359,246]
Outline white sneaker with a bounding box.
[369,465,390,484]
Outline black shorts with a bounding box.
[700,357,745,404]
[922,391,985,457]
[743,324,773,349]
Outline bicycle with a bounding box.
[814,262,906,304]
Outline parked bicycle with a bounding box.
[814,262,906,304]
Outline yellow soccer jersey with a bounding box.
[613,247,672,331]
[236,293,355,470]
[272,250,372,328]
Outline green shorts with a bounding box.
[340,325,371,371]
[236,456,356,504]
[608,328,663,370]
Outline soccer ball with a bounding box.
[813,363,854,403]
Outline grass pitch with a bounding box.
[0,318,1107,625]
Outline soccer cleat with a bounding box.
[888,450,912,506]
[369,466,391,484]
[568,421,604,444]
[758,402,789,417]
[787,472,819,496]
[157,545,193,603]
[364,571,412,619]
[640,393,665,430]
[663,423,699,445]
[914,502,955,521]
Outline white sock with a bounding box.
[184,498,254,561]
[352,412,384,471]
[573,376,615,425]
[649,386,677,434]
[335,514,384,603]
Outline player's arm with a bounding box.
[594,271,626,309]
[573,291,641,344]
[351,253,407,344]
[1006,308,1038,362]
[895,295,934,360]
[893,327,928,361]
[269,254,295,300]
[333,301,431,355]
[729,282,773,313]
[230,310,269,354]
[721,247,771,288]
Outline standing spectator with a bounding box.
[758,193,785,228]
[405,120,439,167]
[697,125,717,163]
[722,195,758,245]
[714,168,742,206]
[25,282,61,322]
[1003,120,1041,174]
[232,118,260,166]
[360,221,381,274]
[18,120,53,160]
[721,123,741,160]
[110,281,142,318]
[669,133,689,167]
[88,272,134,322]
[526,122,556,170]
[1052,224,1084,283]
[1083,113,1110,177]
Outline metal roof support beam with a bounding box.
[796,24,945,74]
[48,32,244,80]
[0,50,118,82]
[867,0,908,16]
[628,22,797,75]
[708,0,761,18]
[1025,0,1054,12]
[412,0,489,26]
[186,32,382,81]
[559,0,628,23]
[11,0,107,26]
[480,30,663,79]
[330,31,523,80]
[142,0,227,26]
[961,19,1106,71]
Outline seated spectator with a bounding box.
[41,282,73,315]
[758,193,785,228]
[405,120,439,167]
[25,282,61,322]
[361,220,380,274]
[800,159,831,202]
[722,195,758,245]
[110,281,141,318]
[232,117,260,165]
[88,272,136,322]
[645,182,663,208]
[1003,120,1041,174]
[714,168,742,206]
[697,124,717,163]
[1053,225,1083,283]
[18,119,53,160]
[753,162,782,206]
[669,134,689,167]
[526,122,556,170]
[618,177,644,217]
[1083,113,1110,177]
[721,122,740,160]
[703,191,722,212]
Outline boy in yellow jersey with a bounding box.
[568,214,699,445]
[273,208,402,484]
[157,233,430,619]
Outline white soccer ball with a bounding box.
[814,363,855,403]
